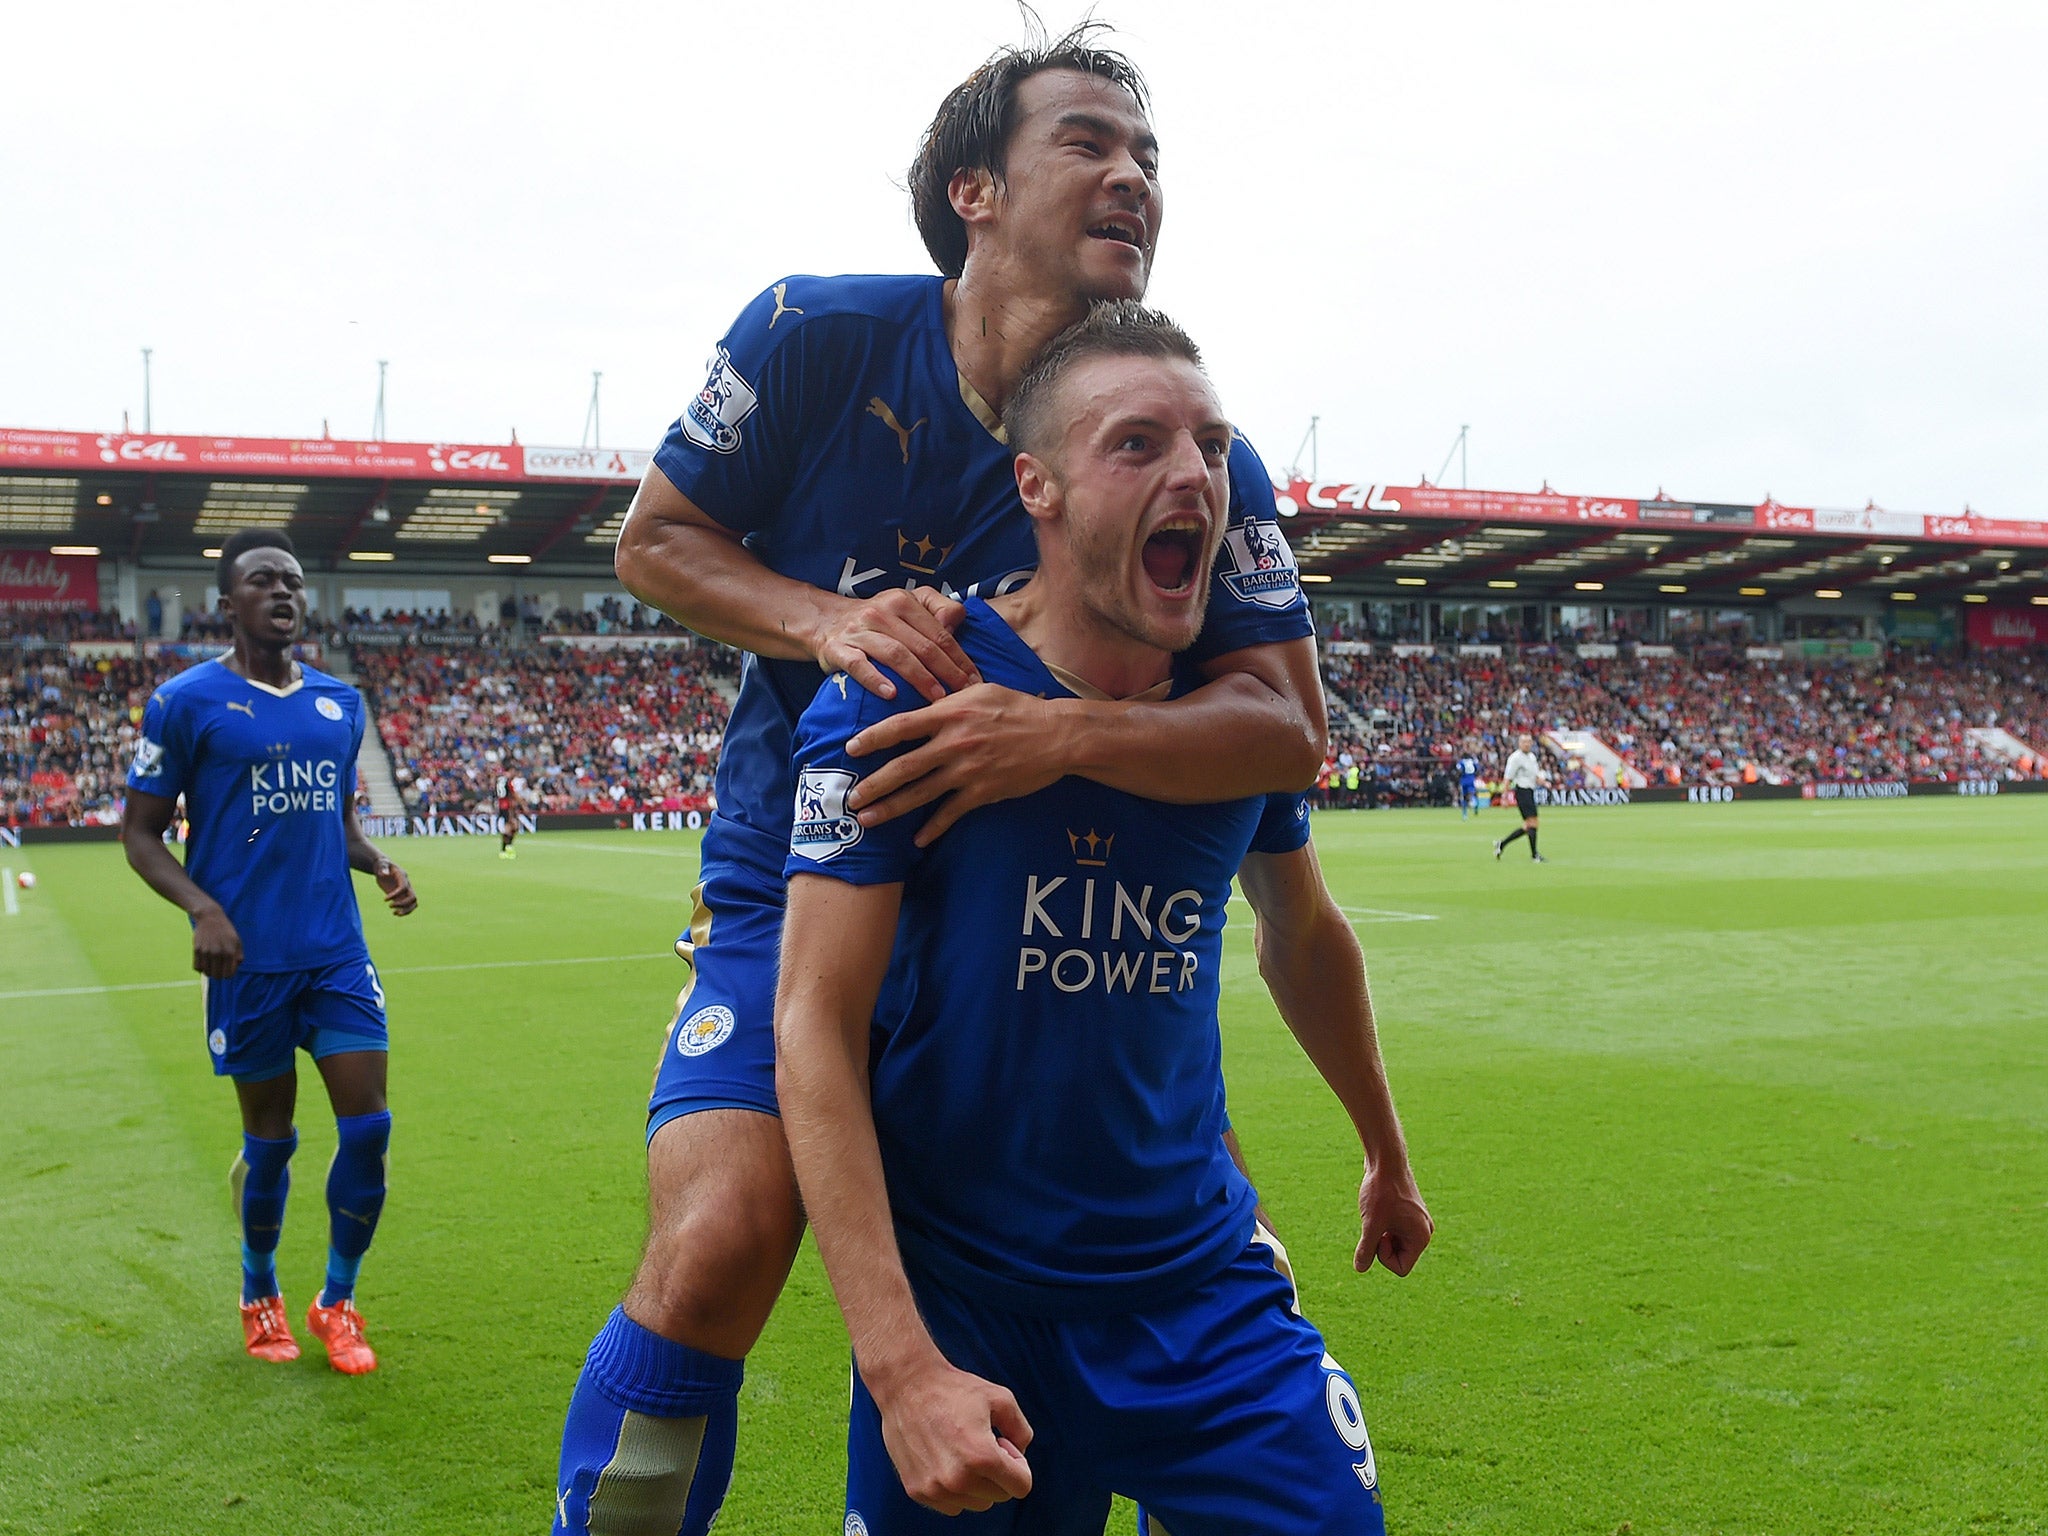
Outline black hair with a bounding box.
[909,19,1149,279]
[1002,299,1203,460]
[217,529,299,593]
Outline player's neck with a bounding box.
[945,271,1087,420]
[225,633,299,690]
[990,582,1171,701]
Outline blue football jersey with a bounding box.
[785,598,1272,1317]
[653,273,1313,874]
[126,659,369,973]
[1456,755,1480,783]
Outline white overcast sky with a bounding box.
[3,1,2043,517]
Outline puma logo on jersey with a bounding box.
[866,397,927,465]
[225,700,256,718]
[769,282,804,329]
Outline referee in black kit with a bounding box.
[1494,732,1548,862]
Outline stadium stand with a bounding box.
[1315,645,2046,805]
[8,629,2042,827]
[351,634,737,816]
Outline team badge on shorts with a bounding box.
[1216,517,1302,609]
[844,1513,869,1536]
[209,1028,227,1056]
[675,1005,736,1057]
[316,696,344,720]
[791,768,862,863]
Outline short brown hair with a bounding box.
[909,21,1150,280]
[1003,300,1204,461]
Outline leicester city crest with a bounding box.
[675,1005,736,1057]
[1216,517,1302,609]
[790,767,863,863]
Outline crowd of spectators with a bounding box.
[0,607,137,644]
[8,607,2045,827]
[352,636,739,817]
[2,652,178,825]
[1317,645,2048,801]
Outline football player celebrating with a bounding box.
[121,529,417,1373]
[552,29,1426,1533]
[779,306,1423,1531]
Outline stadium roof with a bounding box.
[3,427,2045,604]
[1273,480,2048,605]
[0,428,645,570]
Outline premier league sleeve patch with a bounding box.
[1216,518,1303,609]
[790,767,863,863]
[681,346,760,455]
[131,737,166,780]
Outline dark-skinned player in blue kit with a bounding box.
[552,28,1430,1534]
[779,304,1417,1533]
[121,529,418,1373]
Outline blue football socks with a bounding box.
[319,1110,390,1307]
[232,1130,296,1304]
[553,1306,742,1535]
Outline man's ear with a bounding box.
[1013,451,1062,525]
[948,166,998,232]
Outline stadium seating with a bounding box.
[352,637,737,816]
[1317,647,2047,801]
[2,646,170,826]
[6,611,2042,826]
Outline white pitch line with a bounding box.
[2,869,16,918]
[526,838,698,857]
[1227,894,1437,924]
[0,952,673,1003]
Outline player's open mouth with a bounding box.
[1087,214,1145,249]
[1141,518,1205,595]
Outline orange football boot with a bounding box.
[240,1294,300,1362]
[305,1296,378,1374]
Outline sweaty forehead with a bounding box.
[1065,355,1221,431]
[1013,68,1153,142]
[232,550,303,583]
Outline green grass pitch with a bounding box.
[3,798,2045,1534]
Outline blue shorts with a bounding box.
[846,1241,1386,1535]
[201,955,389,1082]
[647,851,786,1138]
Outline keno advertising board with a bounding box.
[0,551,98,610]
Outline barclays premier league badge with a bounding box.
[790,768,863,863]
[681,346,759,455]
[1217,518,1301,609]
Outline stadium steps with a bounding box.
[327,648,407,818]
[1543,728,1649,789]
[1320,677,1374,741]
[1965,725,2040,766]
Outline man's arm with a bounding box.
[774,873,1033,1515]
[121,788,242,977]
[844,635,1329,844]
[342,795,418,917]
[1237,840,1433,1276]
[615,465,979,705]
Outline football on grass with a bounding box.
[16,871,36,889]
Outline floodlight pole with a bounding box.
[141,348,152,433]
[1287,415,1319,482]
[373,361,388,441]
[582,371,603,449]
[1435,424,1469,490]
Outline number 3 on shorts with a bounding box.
[1321,1351,1377,1490]
[366,962,386,1013]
